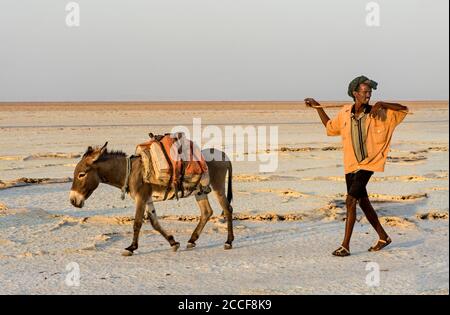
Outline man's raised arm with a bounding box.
[304,98,331,127]
[370,101,409,118]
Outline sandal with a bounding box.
[332,246,350,257]
[368,237,392,252]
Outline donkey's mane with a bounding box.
[104,149,127,157]
[83,146,127,159]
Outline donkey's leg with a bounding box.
[187,194,213,249]
[213,191,234,250]
[122,198,146,256]
[146,201,180,252]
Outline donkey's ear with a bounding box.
[92,142,108,162]
[83,146,94,158]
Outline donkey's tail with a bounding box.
[227,161,233,204]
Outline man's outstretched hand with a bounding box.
[304,98,321,108]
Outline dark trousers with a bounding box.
[345,170,374,199]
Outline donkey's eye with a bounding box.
[78,172,87,179]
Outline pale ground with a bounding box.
[0,102,448,295]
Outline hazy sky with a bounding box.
[0,0,448,101]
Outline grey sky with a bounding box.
[0,0,448,101]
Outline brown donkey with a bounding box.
[69,142,234,256]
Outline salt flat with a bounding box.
[0,102,448,294]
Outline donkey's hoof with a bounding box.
[186,242,196,249]
[224,243,233,250]
[171,242,180,252]
[121,250,134,257]
[218,217,226,224]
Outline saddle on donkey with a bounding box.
[135,132,210,201]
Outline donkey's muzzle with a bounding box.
[69,190,85,208]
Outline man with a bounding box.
[305,75,408,257]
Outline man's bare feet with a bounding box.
[368,236,392,252]
[332,245,350,257]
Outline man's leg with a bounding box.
[359,196,392,251]
[342,195,358,250]
[359,196,389,241]
[332,195,357,256]
[333,170,372,256]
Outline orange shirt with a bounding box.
[326,105,408,174]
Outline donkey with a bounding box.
[69,142,234,256]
